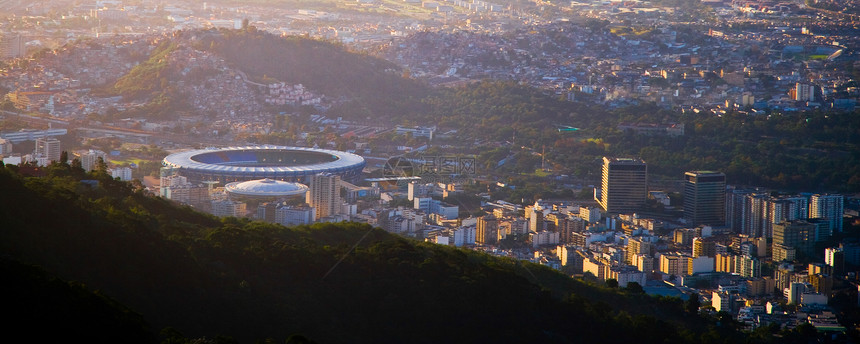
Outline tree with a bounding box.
[60,151,68,164]
[625,281,644,294]
[70,158,84,174]
[95,157,108,175]
[285,335,318,344]
[606,278,619,289]
[685,292,700,314]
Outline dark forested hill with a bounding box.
[0,162,759,344]
[189,28,428,101]
[1,257,153,343]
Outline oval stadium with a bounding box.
[162,146,365,184]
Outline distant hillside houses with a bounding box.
[265,83,321,106]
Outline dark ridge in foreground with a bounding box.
[0,162,753,343]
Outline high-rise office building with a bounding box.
[597,157,647,213]
[307,173,341,221]
[34,137,61,163]
[807,218,833,242]
[684,171,726,227]
[809,194,843,233]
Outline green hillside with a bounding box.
[0,161,761,343]
[191,28,428,101]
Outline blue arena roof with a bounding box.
[162,145,365,182]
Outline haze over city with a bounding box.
[0,0,859,343]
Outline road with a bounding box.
[2,110,239,147]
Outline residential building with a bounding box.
[579,206,601,223]
[78,150,108,171]
[659,253,688,277]
[687,256,715,275]
[476,214,498,244]
[211,199,247,217]
[627,237,652,264]
[693,237,716,258]
[0,138,11,156]
[740,255,762,278]
[809,194,843,233]
[34,137,61,163]
[109,166,133,181]
[0,33,25,59]
[275,205,315,226]
[307,173,341,220]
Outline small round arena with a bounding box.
[224,178,309,202]
[162,145,365,184]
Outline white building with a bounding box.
[211,199,247,217]
[688,256,715,274]
[608,266,647,288]
[530,230,560,248]
[809,194,843,233]
[78,150,108,171]
[414,197,459,220]
[0,138,12,156]
[34,137,61,163]
[712,291,733,313]
[307,173,342,221]
[452,226,476,247]
[110,166,133,181]
[275,205,315,226]
[579,206,602,223]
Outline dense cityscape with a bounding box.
[1,0,859,342]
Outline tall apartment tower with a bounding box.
[307,173,341,221]
[726,188,753,232]
[810,194,844,233]
[79,150,108,171]
[0,34,25,59]
[683,171,726,227]
[765,196,809,238]
[476,215,498,245]
[0,138,12,155]
[794,82,815,102]
[35,137,61,162]
[597,157,647,213]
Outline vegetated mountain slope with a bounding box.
[100,28,429,121]
[0,164,735,344]
[188,28,428,100]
